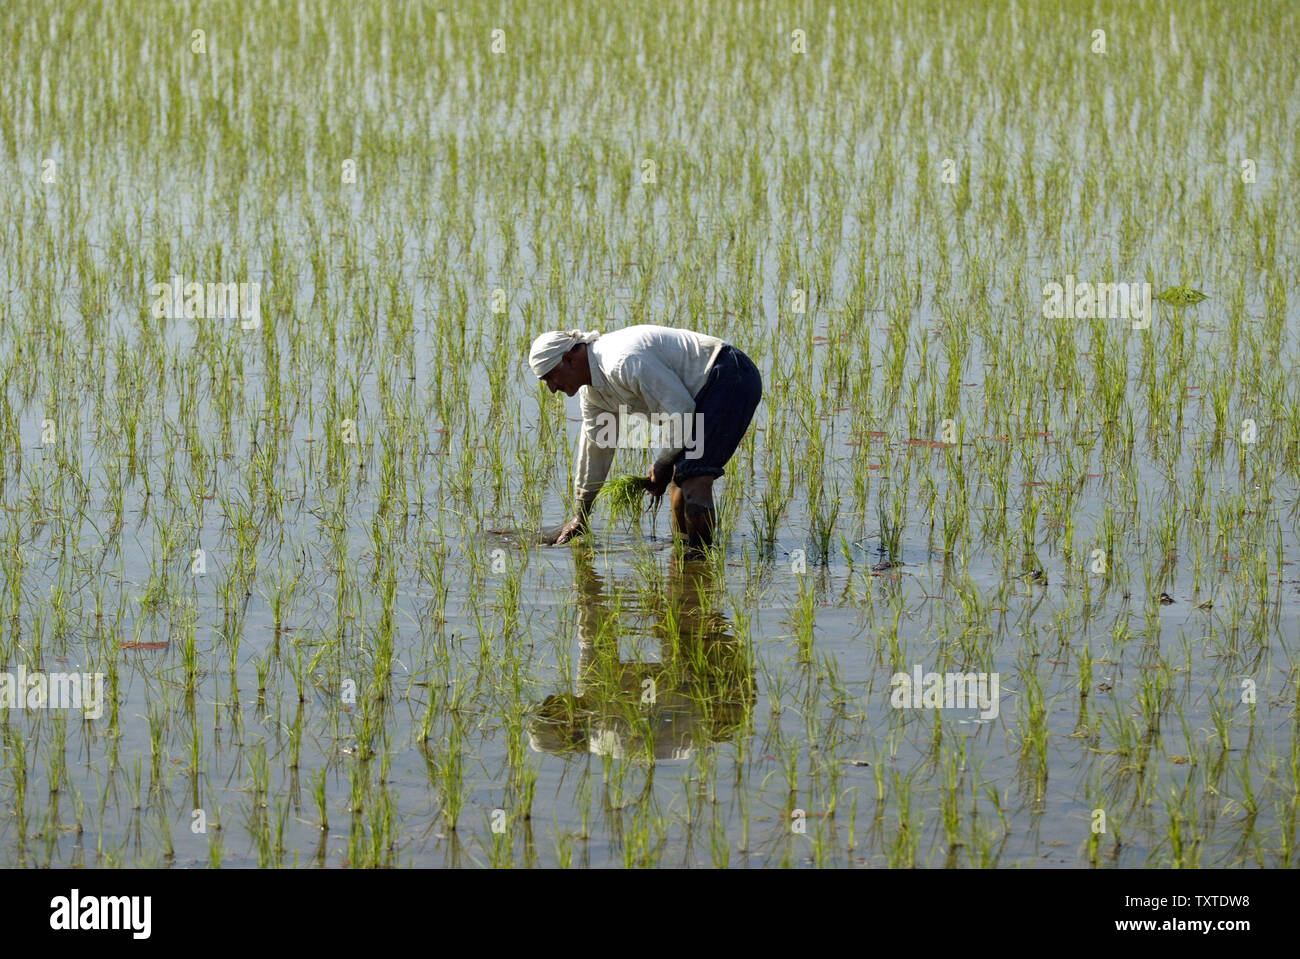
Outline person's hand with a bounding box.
[646,462,670,498]
[552,515,588,545]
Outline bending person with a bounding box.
[529,324,762,553]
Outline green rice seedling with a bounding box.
[254,653,273,702]
[285,648,308,704]
[940,747,963,854]
[887,769,919,868]
[208,824,224,869]
[790,577,817,663]
[248,742,271,817]
[599,474,660,524]
[45,716,67,797]
[128,759,144,813]
[810,495,840,565]
[1161,786,1203,869]
[286,704,303,771]
[146,707,166,783]
[6,728,28,836]
[876,501,904,568]
[1015,666,1050,798]
[181,622,199,694]
[313,768,330,833]
[156,803,174,863]
[754,480,790,552]
[417,684,438,743]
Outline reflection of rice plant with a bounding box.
[313,769,329,832]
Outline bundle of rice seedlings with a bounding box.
[600,475,661,522]
[1156,286,1209,306]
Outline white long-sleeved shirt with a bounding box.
[573,325,726,499]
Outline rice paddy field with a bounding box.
[2,0,1298,869]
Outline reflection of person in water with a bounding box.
[528,545,756,761]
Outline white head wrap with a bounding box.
[528,329,601,378]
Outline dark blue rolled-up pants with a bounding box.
[670,344,763,483]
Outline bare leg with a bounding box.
[670,484,688,540]
[679,476,717,554]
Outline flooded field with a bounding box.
[2,0,1298,867]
